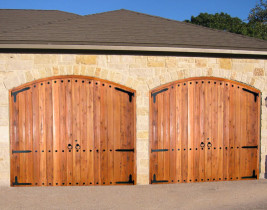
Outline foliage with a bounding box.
[185,1,267,40]
[248,0,267,23]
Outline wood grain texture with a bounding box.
[149,77,260,185]
[10,76,136,187]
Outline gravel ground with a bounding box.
[0,180,267,210]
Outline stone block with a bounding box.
[137,131,149,139]
[166,57,178,68]
[34,54,58,65]
[195,58,207,68]
[0,106,8,126]
[140,159,149,168]
[6,60,33,71]
[137,174,149,185]
[219,58,232,70]
[232,63,254,73]
[0,126,9,143]
[76,55,97,65]
[147,57,165,68]
[25,71,34,82]
[254,68,265,76]
[73,66,80,75]
[3,72,20,90]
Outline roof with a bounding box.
[0,9,267,54]
[0,9,81,34]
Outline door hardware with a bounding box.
[13,176,31,186]
[151,88,168,103]
[200,142,205,148]
[241,170,257,179]
[151,149,168,152]
[116,174,134,184]
[151,174,168,184]
[242,88,259,102]
[75,144,81,150]
[11,87,31,102]
[207,142,212,148]
[242,146,258,149]
[12,150,32,154]
[67,144,73,149]
[115,149,134,152]
[114,87,134,102]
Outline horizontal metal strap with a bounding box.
[241,146,258,149]
[116,174,134,185]
[151,88,168,103]
[241,170,257,179]
[12,150,32,154]
[115,149,134,152]
[151,174,168,184]
[114,87,134,102]
[13,176,32,186]
[151,149,168,152]
[242,88,259,102]
[11,87,31,102]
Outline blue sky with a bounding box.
[0,0,258,21]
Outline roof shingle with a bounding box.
[0,9,266,52]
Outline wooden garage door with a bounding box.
[10,76,136,187]
[150,77,260,184]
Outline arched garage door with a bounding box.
[150,77,260,184]
[10,76,136,186]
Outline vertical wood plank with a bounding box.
[193,81,200,182]
[211,81,218,182]
[39,82,47,186]
[205,80,212,182]
[80,79,88,185]
[52,80,60,186]
[217,81,224,181]
[175,84,182,183]
[18,91,26,183]
[199,80,205,182]
[72,79,81,185]
[169,85,176,183]
[59,79,67,186]
[113,88,121,183]
[229,83,236,181]
[100,82,108,185]
[188,81,194,183]
[223,82,230,181]
[94,81,101,185]
[25,88,33,184]
[107,84,114,185]
[181,82,188,183]
[46,81,53,186]
[151,90,159,183]
[32,84,40,186]
[87,80,94,185]
[163,91,170,182]
[66,79,73,186]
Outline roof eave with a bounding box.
[0,44,267,56]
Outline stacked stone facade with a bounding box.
[0,54,266,184]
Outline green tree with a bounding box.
[185,10,267,40]
[184,12,247,35]
[248,0,267,23]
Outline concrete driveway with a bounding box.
[0,180,267,210]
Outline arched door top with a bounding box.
[10,75,135,95]
[150,77,261,95]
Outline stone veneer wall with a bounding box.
[0,54,266,185]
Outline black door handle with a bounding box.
[75,144,81,150]
[200,142,205,148]
[207,142,212,148]
[67,144,73,149]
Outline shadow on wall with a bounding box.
[265,156,267,179]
